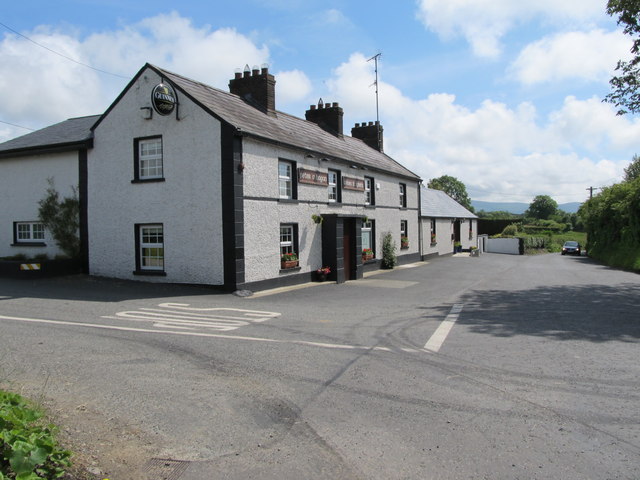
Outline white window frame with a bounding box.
[139,224,164,271]
[328,170,338,202]
[401,220,408,238]
[362,220,373,252]
[364,177,373,205]
[280,224,294,255]
[279,161,293,199]
[15,222,45,243]
[138,137,163,180]
[399,183,407,208]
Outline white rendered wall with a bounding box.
[0,152,78,259]
[88,69,224,285]
[242,139,421,283]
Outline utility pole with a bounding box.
[367,53,382,151]
[586,186,597,199]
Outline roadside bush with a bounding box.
[522,236,548,250]
[0,390,71,479]
[501,223,519,236]
[580,177,640,271]
[381,232,397,269]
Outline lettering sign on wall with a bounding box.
[298,168,328,186]
[151,83,177,116]
[342,176,365,191]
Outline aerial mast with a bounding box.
[367,52,382,151]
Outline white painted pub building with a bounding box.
[0,64,436,291]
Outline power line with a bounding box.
[0,119,34,131]
[0,21,129,79]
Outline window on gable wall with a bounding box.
[134,137,163,181]
[14,222,45,244]
[136,224,164,272]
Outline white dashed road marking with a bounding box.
[423,304,463,353]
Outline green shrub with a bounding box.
[0,390,71,479]
[501,224,519,236]
[381,232,397,269]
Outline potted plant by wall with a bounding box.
[315,266,331,281]
[454,241,462,253]
[470,246,479,257]
[281,252,298,269]
[362,248,374,262]
[401,236,409,249]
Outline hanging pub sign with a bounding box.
[151,83,177,116]
[342,176,365,191]
[298,168,328,186]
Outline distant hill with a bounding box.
[472,201,582,214]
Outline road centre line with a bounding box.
[0,314,398,354]
[423,304,464,353]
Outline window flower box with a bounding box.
[401,236,409,249]
[281,253,298,269]
[362,248,374,262]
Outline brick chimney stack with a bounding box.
[351,121,383,152]
[229,64,276,115]
[305,99,344,137]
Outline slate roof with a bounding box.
[421,186,477,219]
[148,65,420,180]
[0,115,98,158]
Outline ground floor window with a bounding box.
[430,218,436,244]
[136,224,164,273]
[362,220,375,257]
[280,224,299,266]
[400,220,408,248]
[13,221,45,244]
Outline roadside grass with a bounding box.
[0,389,72,479]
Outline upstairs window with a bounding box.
[399,183,407,208]
[364,176,375,205]
[279,160,297,199]
[328,169,341,203]
[134,137,163,182]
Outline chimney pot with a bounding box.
[229,63,277,115]
[305,98,344,136]
[352,121,384,152]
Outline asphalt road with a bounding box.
[0,252,639,479]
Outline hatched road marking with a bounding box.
[102,303,281,332]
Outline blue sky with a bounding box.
[1,0,637,203]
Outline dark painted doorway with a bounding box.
[343,218,353,280]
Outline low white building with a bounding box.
[420,186,477,257]
[0,116,97,265]
[1,64,422,291]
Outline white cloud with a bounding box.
[0,12,271,137]
[275,69,312,107]
[510,29,631,85]
[415,0,606,58]
[326,54,634,202]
